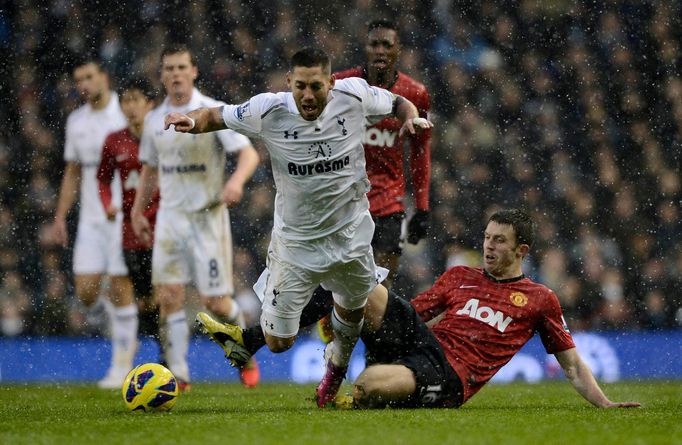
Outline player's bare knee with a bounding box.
[264,335,294,353]
[155,285,184,314]
[353,368,386,408]
[202,296,231,314]
[74,275,102,306]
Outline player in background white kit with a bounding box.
[131,45,260,390]
[166,47,433,406]
[45,58,138,389]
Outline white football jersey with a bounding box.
[64,92,126,223]
[221,77,395,241]
[140,89,252,212]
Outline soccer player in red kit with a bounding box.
[335,19,431,286]
[346,209,640,409]
[97,78,161,377]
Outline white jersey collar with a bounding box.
[161,87,203,112]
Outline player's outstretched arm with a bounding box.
[393,96,433,137]
[165,106,227,134]
[555,348,641,408]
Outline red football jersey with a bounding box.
[412,266,575,403]
[334,67,431,216]
[97,128,160,250]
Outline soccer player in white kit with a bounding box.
[46,58,138,389]
[166,47,433,406]
[131,45,260,389]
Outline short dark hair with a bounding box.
[368,19,398,34]
[488,209,536,248]
[290,47,331,73]
[160,44,197,66]
[70,55,104,73]
[119,77,156,100]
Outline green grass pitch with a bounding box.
[0,381,679,445]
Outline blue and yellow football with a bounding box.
[122,363,179,412]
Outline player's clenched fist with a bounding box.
[164,112,195,132]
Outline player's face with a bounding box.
[287,65,334,121]
[73,63,108,104]
[366,28,400,74]
[160,52,198,101]
[483,221,527,279]
[120,89,153,128]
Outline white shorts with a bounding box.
[257,211,379,337]
[152,205,234,297]
[72,217,128,276]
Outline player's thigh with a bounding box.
[354,364,416,406]
[190,206,234,298]
[322,247,378,311]
[259,253,319,338]
[109,274,134,306]
[154,283,185,315]
[74,273,104,304]
[151,209,191,287]
[323,211,378,311]
[394,344,464,408]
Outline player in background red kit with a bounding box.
[97,78,162,376]
[335,19,431,287]
[315,19,432,343]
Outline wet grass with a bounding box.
[0,381,679,445]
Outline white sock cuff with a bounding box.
[332,308,363,328]
[114,303,138,317]
[166,310,187,324]
[331,308,364,337]
[228,300,241,323]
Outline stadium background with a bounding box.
[0,0,679,361]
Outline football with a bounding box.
[122,363,179,412]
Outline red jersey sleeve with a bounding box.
[537,289,575,354]
[411,267,460,322]
[409,87,431,211]
[97,134,116,211]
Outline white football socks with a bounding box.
[162,310,190,382]
[110,303,139,371]
[329,308,364,368]
[227,299,245,328]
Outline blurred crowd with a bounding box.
[0,0,680,337]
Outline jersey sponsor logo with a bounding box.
[459,284,478,289]
[160,163,207,174]
[456,298,513,333]
[509,292,528,307]
[234,102,251,121]
[363,128,397,147]
[287,156,350,176]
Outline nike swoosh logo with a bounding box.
[459,285,478,289]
